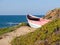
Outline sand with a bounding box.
[0,26,36,45]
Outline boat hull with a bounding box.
[26,14,41,28]
[28,21,41,28]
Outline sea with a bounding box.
[0,15,44,28]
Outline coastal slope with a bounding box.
[11,8,60,45]
[11,18,60,45]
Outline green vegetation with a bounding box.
[11,18,60,45]
[0,22,27,35]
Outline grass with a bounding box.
[11,18,60,45]
[0,22,27,35]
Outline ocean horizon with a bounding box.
[0,15,44,28]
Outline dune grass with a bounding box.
[11,18,60,45]
[0,22,27,35]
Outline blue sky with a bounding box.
[0,0,60,15]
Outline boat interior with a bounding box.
[27,15,40,21]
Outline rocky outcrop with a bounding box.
[44,8,60,20]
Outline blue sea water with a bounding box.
[0,15,44,28]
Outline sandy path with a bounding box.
[0,26,36,45]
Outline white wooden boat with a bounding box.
[26,14,51,28]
